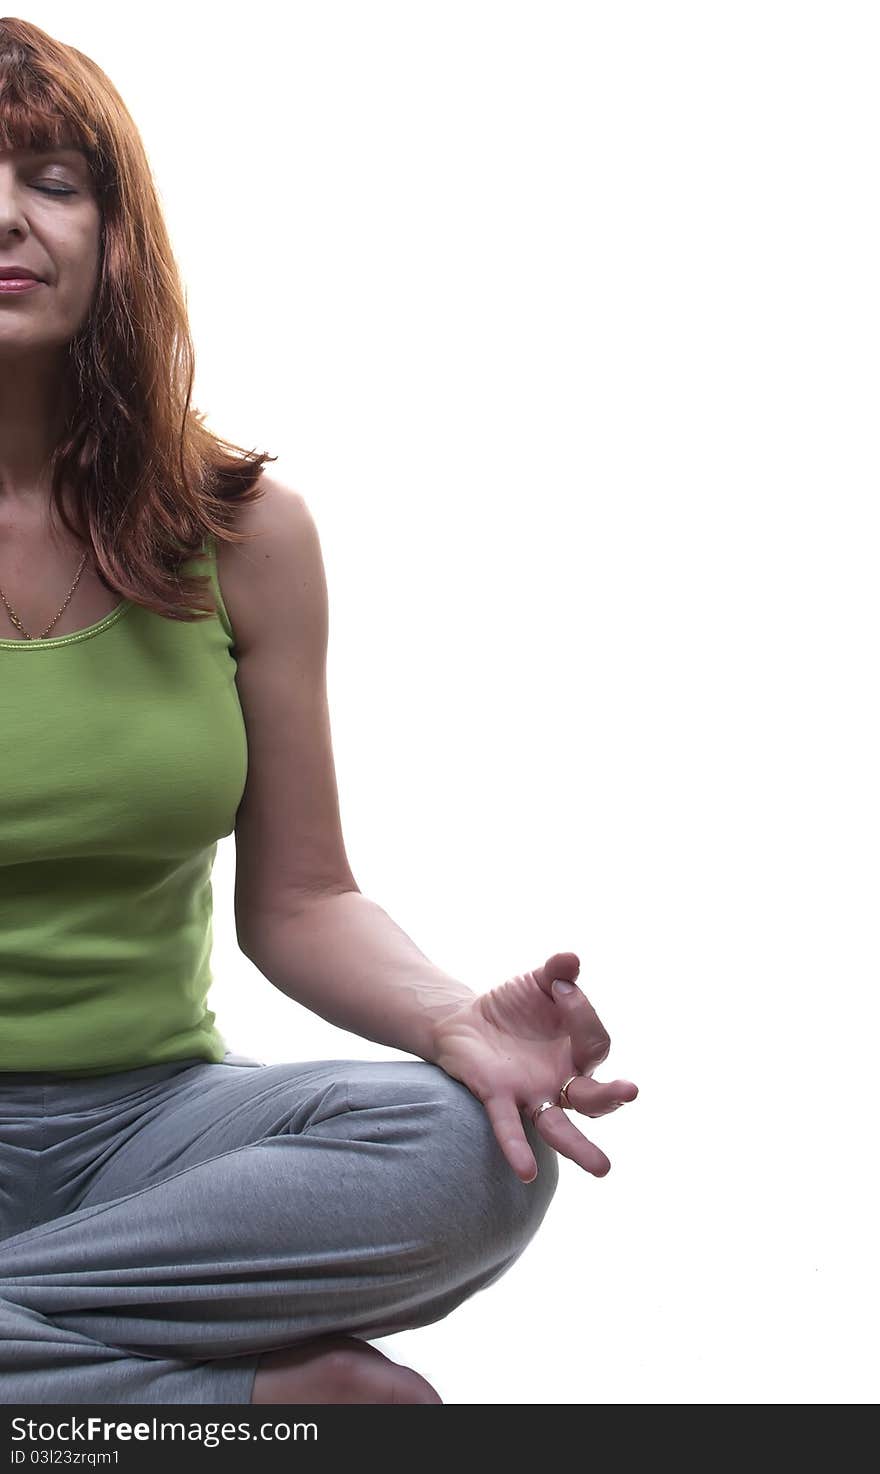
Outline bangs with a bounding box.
[0,41,95,160]
[0,106,89,158]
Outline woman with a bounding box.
[0,19,637,1405]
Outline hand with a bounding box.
[430,950,638,1184]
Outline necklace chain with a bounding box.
[0,551,90,640]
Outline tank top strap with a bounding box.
[203,533,235,646]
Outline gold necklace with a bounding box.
[0,551,89,640]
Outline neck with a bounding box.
[0,352,71,498]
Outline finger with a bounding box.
[563,1076,639,1118]
[482,1093,540,1184]
[549,979,611,1072]
[530,1103,611,1177]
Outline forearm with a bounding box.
[239,889,478,1062]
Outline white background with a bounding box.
[40,1,879,1403]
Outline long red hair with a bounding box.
[0,17,276,622]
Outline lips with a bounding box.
[0,269,42,281]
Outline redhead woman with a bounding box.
[0,18,637,1405]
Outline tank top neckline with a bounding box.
[0,598,133,651]
[0,536,220,651]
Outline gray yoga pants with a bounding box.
[0,1051,559,1403]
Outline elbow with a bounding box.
[236,880,361,962]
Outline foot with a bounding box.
[250,1333,443,1404]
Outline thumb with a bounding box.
[537,951,580,997]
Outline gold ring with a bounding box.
[530,1099,557,1127]
[558,1074,580,1109]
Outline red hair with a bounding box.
[0,17,276,621]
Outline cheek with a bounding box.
[56,241,101,300]
[44,272,100,336]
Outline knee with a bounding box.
[419,1064,560,1260]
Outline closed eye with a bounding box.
[33,185,75,196]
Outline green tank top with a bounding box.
[0,535,248,1077]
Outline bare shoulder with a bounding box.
[214,473,325,661]
[214,473,357,936]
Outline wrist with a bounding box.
[424,989,477,1064]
